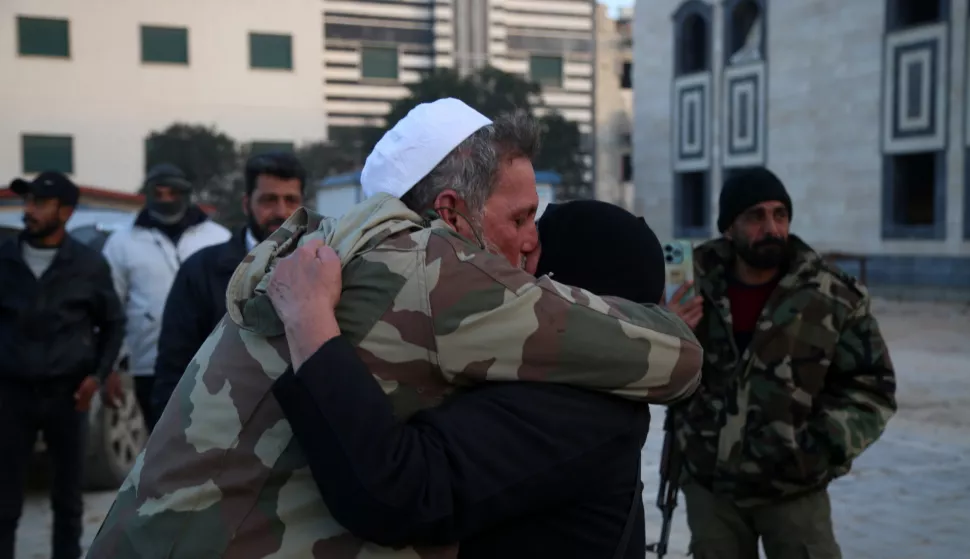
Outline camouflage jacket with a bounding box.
[88,193,702,558]
[674,235,897,506]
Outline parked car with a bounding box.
[0,209,147,489]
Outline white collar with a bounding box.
[245,228,258,251]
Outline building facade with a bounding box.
[1,0,326,192]
[594,4,634,208]
[633,0,970,292]
[323,0,595,146]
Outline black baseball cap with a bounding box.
[9,171,80,207]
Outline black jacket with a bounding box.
[273,336,649,559]
[152,228,248,414]
[0,234,125,383]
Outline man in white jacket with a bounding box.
[101,163,230,431]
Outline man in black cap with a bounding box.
[663,167,897,559]
[0,172,126,559]
[101,163,230,431]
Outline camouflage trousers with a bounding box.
[682,480,841,559]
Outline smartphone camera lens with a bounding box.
[665,254,674,263]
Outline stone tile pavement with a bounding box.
[15,301,970,558]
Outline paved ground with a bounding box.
[14,299,970,558]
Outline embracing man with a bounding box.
[88,99,702,558]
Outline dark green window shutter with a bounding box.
[141,25,189,64]
[22,135,74,174]
[249,141,295,155]
[18,17,70,57]
[249,33,293,70]
[530,55,564,88]
[361,47,399,79]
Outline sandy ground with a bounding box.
[14,299,970,558]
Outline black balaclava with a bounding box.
[143,163,193,225]
[535,200,666,305]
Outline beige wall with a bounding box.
[594,4,633,209]
[1,0,327,192]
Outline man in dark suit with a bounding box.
[151,152,306,416]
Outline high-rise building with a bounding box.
[1,0,326,192]
[324,0,595,156]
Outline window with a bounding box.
[361,47,399,80]
[250,33,293,70]
[887,0,946,32]
[141,25,189,64]
[17,16,70,58]
[621,154,633,182]
[620,61,632,89]
[249,141,295,155]
[673,1,712,76]
[22,134,74,174]
[678,14,709,75]
[530,55,563,88]
[674,172,709,237]
[886,152,939,232]
[725,0,763,65]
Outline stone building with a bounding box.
[633,0,970,293]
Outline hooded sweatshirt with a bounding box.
[88,194,703,559]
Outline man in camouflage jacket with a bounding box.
[667,168,897,559]
[87,101,703,558]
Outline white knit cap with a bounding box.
[360,98,492,199]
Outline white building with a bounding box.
[1,0,327,192]
[633,0,970,293]
[323,0,595,145]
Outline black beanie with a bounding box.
[535,200,666,305]
[717,167,792,233]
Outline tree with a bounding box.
[373,67,588,197]
[296,141,358,183]
[145,123,242,226]
[535,112,589,200]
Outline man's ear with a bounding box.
[433,189,462,229]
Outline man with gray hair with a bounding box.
[88,98,702,558]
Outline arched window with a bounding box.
[672,1,712,77]
[724,0,764,65]
[886,0,947,32]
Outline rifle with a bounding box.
[645,411,683,558]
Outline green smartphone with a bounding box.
[663,240,695,305]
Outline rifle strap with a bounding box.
[612,407,649,559]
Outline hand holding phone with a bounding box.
[663,240,703,329]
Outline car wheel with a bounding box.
[83,383,148,490]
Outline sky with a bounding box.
[600,0,634,17]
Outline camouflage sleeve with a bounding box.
[810,296,897,465]
[426,231,703,404]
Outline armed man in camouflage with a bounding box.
[87,98,703,558]
[665,167,897,559]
